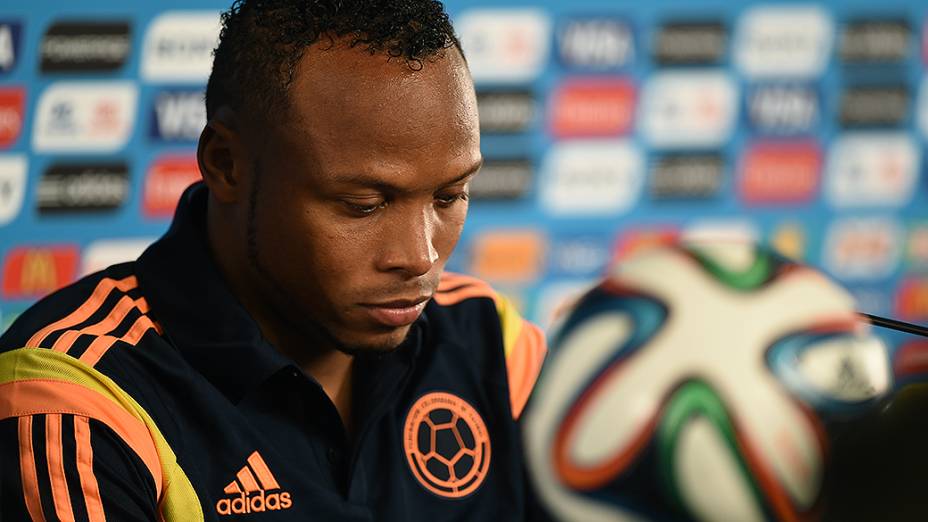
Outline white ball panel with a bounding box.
[676,417,766,522]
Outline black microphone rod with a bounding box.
[859,313,928,339]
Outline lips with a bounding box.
[361,295,431,328]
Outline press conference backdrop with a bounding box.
[2,0,928,348]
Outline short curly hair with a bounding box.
[206,0,462,126]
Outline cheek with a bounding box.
[436,206,467,255]
[255,191,332,276]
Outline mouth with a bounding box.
[360,295,431,328]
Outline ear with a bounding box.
[197,106,248,204]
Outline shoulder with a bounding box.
[1,262,162,365]
[432,272,547,419]
[0,262,200,518]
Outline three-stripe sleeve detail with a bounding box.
[0,348,203,520]
[24,275,161,366]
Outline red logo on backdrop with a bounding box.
[0,87,25,148]
[612,227,680,262]
[2,245,79,299]
[740,141,820,204]
[144,154,201,218]
[549,79,635,137]
[895,277,928,321]
[894,340,928,381]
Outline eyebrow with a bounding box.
[331,159,483,193]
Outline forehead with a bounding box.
[284,41,476,151]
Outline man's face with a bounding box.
[244,43,481,354]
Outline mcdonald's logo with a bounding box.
[2,245,79,299]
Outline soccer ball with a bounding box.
[523,241,892,522]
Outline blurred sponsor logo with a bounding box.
[747,84,818,135]
[740,141,820,204]
[556,17,634,70]
[37,163,129,214]
[549,78,635,137]
[683,220,759,244]
[734,6,833,78]
[650,153,723,200]
[457,9,550,83]
[825,133,917,207]
[639,71,737,148]
[848,286,891,318]
[895,278,928,322]
[150,89,206,142]
[33,82,137,152]
[906,222,928,270]
[40,21,130,72]
[653,21,726,65]
[540,140,642,215]
[81,238,155,276]
[613,227,680,261]
[0,21,23,74]
[824,217,903,280]
[141,11,221,82]
[2,245,79,299]
[470,229,546,283]
[839,85,909,127]
[893,339,928,381]
[548,235,610,277]
[476,90,535,133]
[0,87,24,148]
[840,19,910,63]
[468,158,532,201]
[144,155,201,217]
[924,23,928,64]
[919,77,928,139]
[770,222,806,261]
[0,155,26,226]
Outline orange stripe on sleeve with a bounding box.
[0,379,163,500]
[74,417,106,522]
[433,284,499,306]
[506,320,547,420]
[18,416,47,522]
[437,272,482,292]
[247,452,280,491]
[78,314,161,368]
[46,414,76,522]
[77,336,119,368]
[26,276,138,348]
[52,295,147,353]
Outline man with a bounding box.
[0,1,546,519]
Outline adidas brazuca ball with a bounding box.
[523,241,892,522]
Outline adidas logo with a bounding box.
[216,451,293,515]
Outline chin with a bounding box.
[332,325,412,357]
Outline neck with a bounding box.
[206,197,356,432]
[301,350,355,434]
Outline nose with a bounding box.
[377,205,439,277]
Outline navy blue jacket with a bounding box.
[0,183,546,521]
